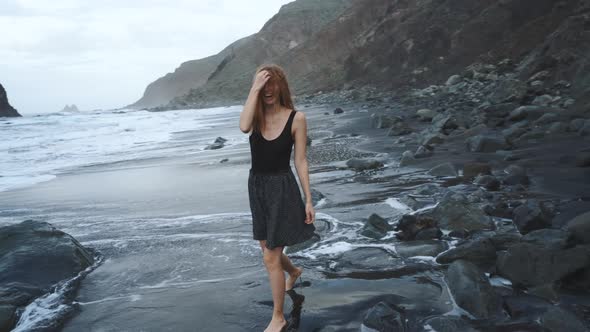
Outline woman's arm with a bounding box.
[293,111,315,224]
[239,70,269,133]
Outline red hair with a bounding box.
[252,64,295,133]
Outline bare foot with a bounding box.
[285,267,302,291]
[264,316,287,332]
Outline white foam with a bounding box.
[384,197,413,213]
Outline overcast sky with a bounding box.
[0,0,294,115]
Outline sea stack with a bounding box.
[0,83,21,117]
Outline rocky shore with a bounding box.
[289,58,590,330]
[0,220,98,332]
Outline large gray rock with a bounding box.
[521,229,570,249]
[422,316,478,332]
[416,108,436,121]
[466,135,510,153]
[363,301,406,332]
[0,220,94,289]
[0,220,95,331]
[360,213,393,240]
[395,240,448,258]
[512,200,553,234]
[430,194,494,232]
[564,211,590,245]
[436,237,497,268]
[446,260,503,319]
[496,243,590,287]
[539,306,588,332]
[346,158,384,171]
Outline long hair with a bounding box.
[252,64,295,133]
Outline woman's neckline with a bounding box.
[259,109,294,142]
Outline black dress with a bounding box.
[248,109,316,249]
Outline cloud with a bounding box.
[0,0,294,114]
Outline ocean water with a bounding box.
[0,106,246,192]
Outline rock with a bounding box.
[533,113,558,125]
[395,240,448,258]
[512,200,553,234]
[445,260,503,319]
[474,175,500,191]
[564,211,590,245]
[422,133,446,146]
[363,302,406,332]
[502,121,529,140]
[527,283,559,303]
[430,193,494,232]
[579,121,590,136]
[539,306,588,332]
[0,305,17,332]
[490,232,522,250]
[496,243,590,287]
[414,227,442,240]
[346,158,383,171]
[568,118,586,132]
[387,122,413,136]
[360,213,393,239]
[508,105,557,122]
[431,114,458,134]
[310,188,325,206]
[502,165,529,185]
[416,108,436,121]
[333,107,344,114]
[414,145,433,158]
[532,94,554,106]
[466,135,510,153]
[205,136,227,150]
[483,201,513,219]
[546,122,567,134]
[462,162,491,179]
[427,162,457,177]
[0,220,95,332]
[436,237,497,268]
[423,316,477,332]
[488,79,527,104]
[445,75,462,86]
[333,247,401,272]
[370,113,401,129]
[0,220,94,289]
[394,215,438,241]
[521,229,570,249]
[0,83,21,117]
[399,150,415,166]
[575,153,590,167]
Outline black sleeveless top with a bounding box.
[249,110,297,174]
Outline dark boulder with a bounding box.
[564,210,590,245]
[445,260,503,319]
[394,215,438,241]
[436,237,497,269]
[496,243,590,287]
[363,301,406,332]
[429,193,494,232]
[346,158,383,171]
[361,213,393,239]
[512,200,553,234]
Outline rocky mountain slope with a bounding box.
[0,83,21,117]
[131,0,353,109]
[133,0,590,113]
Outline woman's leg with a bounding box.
[259,241,303,290]
[261,242,287,331]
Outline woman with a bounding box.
[239,64,316,332]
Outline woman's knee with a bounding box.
[263,247,283,269]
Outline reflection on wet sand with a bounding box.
[286,289,305,331]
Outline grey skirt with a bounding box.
[248,168,316,249]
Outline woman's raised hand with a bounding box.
[252,70,270,92]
